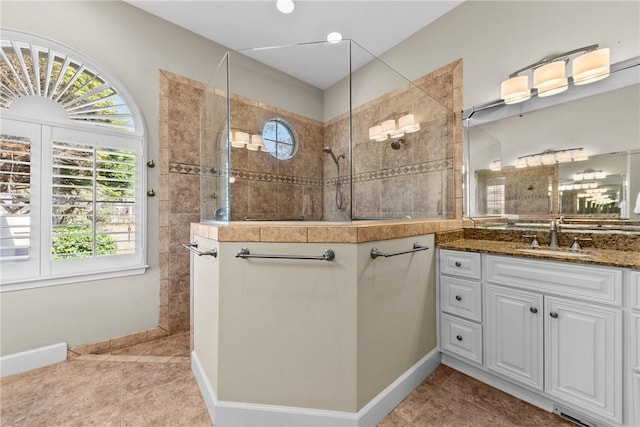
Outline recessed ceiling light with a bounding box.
[327,32,343,43]
[276,0,295,14]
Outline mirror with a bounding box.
[464,58,640,224]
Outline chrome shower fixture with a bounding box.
[390,138,406,150]
[323,147,345,210]
[323,147,345,165]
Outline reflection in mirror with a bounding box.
[464,57,640,225]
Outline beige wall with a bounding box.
[3,0,638,355]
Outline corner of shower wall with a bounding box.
[345,44,461,220]
[200,53,230,224]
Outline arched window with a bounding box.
[0,30,147,290]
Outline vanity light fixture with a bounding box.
[573,169,606,181]
[230,130,250,148]
[230,130,265,151]
[368,113,421,147]
[276,0,295,14]
[500,45,610,104]
[514,147,588,168]
[489,159,501,171]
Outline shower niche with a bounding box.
[200,40,459,223]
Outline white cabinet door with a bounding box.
[486,285,543,391]
[633,372,640,427]
[545,296,622,423]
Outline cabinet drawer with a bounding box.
[485,255,622,306]
[440,250,481,280]
[441,313,482,364]
[440,276,481,322]
[631,271,640,310]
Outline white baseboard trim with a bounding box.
[192,348,441,427]
[1,342,67,378]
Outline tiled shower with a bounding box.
[158,52,463,333]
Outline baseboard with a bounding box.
[0,342,67,377]
[192,348,441,427]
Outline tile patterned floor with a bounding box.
[1,333,573,427]
[378,364,574,427]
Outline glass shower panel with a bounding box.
[200,54,229,223]
[349,41,454,220]
[226,42,350,222]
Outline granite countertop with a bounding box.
[438,238,640,269]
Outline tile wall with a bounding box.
[228,96,325,221]
[157,59,463,335]
[158,70,206,334]
[323,59,463,220]
[476,164,557,215]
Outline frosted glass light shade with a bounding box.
[500,75,531,104]
[573,48,610,85]
[572,148,589,162]
[381,120,396,135]
[398,114,420,133]
[248,134,264,151]
[489,160,501,171]
[555,151,572,163]
[369,125,388,141]
[526,155,541,167]
[515,158,528,168]
[540,152,556,165]
[534,61,567,97]
[231,130,249,148]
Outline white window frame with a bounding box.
[1,116,147,291]
[0,30,147,291]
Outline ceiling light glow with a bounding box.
[327,32,343,43]
[276,0,295,14]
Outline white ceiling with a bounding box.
[125,0,463,89]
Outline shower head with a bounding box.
[323,147,340,165]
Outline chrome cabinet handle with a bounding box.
[454,261,462,267]
[456,335,463,341]
[455,295,462,301]
[182,242,217,257]
[530,307,538,314]
[549,312,559,318]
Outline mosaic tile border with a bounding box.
[173,159,451,187]
[325,159,453,186]
[169,162,217,175]
[231,169,323,186]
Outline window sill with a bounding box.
[0,265,149,292]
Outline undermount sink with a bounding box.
[516,248,598,258]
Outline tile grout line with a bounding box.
[405,371,455,424]
[432,373,520,427]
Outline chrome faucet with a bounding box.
[549,220,559,247]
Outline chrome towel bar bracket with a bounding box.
[182,242,218,257]
[370,242,429,259]
[235,248,335,261]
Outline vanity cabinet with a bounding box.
[485,285,543,391]
[545,296,621,421]
[438,250,627,426]
[630,271,640,426]
[439,250,482,364]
